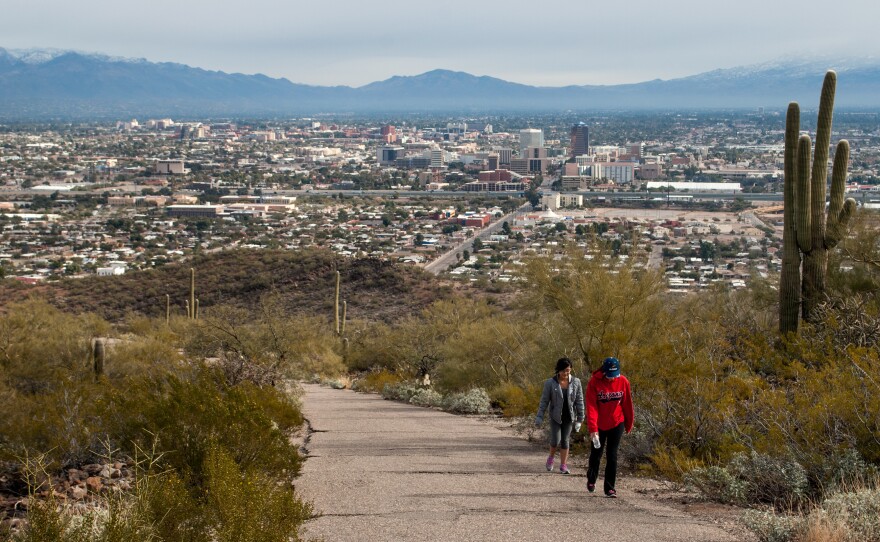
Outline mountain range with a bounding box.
[2,48,880,119]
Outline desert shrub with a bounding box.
[140,470,209,542]
[99,336,184,380]
[488,382,536,418]
[102,367,304,482]
[351,369,403,393]
[686,452,808,507]
[8,446,313,542]
[819,487,880,541]
[821,448,876,494]
[728,452,810,507]
[183,301,344,385]
[408,388,443,408]
[381,381,421,402]
[742,486,880,542]
[204,445,312,542]
[10,495,93,542]
[685,464,748,505]
[648,445,704,484]
[342,321,397,373]
[742,509,803,542]
[441,388,492,415]
[0,381,105,469]
[0,299,110,394]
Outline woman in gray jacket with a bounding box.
[535,358,585,474]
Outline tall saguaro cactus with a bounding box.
[93,338,106,377]
[334,270,341,335]
[779,71,857,334]
[189,268,196,320]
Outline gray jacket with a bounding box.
[535,376,585,425]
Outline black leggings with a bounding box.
[587,422,625,494]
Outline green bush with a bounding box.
[351,369,403,393]
[102,367,304,482]
[488,383,540,419]
[205,445,313,542]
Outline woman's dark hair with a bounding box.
[554,357,572,374]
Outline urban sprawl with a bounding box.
[2,113,879,291]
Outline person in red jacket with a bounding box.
[585,356,634,498]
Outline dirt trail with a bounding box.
[296,384,754,542]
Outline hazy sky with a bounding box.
[3,0,879,87]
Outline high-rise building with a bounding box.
[378,146,405,165]
[519,129,544,158]
[570,122,590,158]
[380,125,397,143]
[430,148,445,169]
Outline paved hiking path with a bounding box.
[296,384,752,542]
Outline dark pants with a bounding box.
[587,422,625,494]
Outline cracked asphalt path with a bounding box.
[296,384,745,542]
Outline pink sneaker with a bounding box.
[559,464,571,474]
[545,456,554,472]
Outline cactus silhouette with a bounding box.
[779,71,857,334]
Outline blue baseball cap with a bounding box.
[602,357,621,378]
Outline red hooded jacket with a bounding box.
[585,369,634,434]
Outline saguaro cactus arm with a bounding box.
[795,135,812,252]
[825,140,856,247]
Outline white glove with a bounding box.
[574,422,582,432]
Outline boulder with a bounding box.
[85,477,103,493]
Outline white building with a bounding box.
[430,148,445,169]
[590,162,635,184]
[646,181,742,192]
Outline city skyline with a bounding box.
[3,0,880,88]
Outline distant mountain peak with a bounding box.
[5,47,146,65]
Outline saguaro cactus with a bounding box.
[341,300,347,336]
[189,268,196,320]
[93,338,106,377]
[779,71,857,334]
[334,270,341,335]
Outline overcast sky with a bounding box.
[3,0,879,87]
